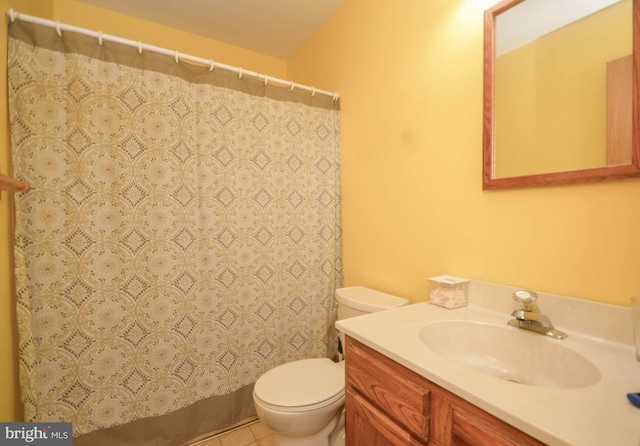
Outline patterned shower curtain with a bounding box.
[8,20,341,446]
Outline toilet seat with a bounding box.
[254,358,345,412]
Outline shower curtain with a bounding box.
[8,20,341,446]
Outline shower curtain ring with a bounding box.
[175,51,180,64]
[56,21,62,37]
[98,31,103,46]
[209,60,215,71]
[311,87,316,97]
[264,74,268,86]
[138,41,143,54]
[238,68,243,79]
[289,81,295,92]
[8,9,16,23]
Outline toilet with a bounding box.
[253,286,409,446]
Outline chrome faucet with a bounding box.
[507,290,567,340]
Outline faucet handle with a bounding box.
[512,290,538,311]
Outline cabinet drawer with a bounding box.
[345,337,431,440]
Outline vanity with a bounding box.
[336,280,640,445]
[345,337,543,445]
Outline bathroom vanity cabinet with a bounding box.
[344,336,545,446]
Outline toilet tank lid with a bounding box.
[335,286,409,312]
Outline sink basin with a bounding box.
[419,320,601,388]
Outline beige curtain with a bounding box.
[8,20,341,445]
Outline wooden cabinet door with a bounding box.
[607,54,632,165]
[346,389,427,446]
[449,406,544,446]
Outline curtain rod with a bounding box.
[7,9,339,102]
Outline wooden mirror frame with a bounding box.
[483,0,640,189]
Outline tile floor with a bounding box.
[193,421,275,446]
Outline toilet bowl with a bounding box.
[252,287,409,446]
[253,358,345,446]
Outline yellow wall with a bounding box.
[288,0,640,306]
[0,0,287,422]
[496,0,632,177]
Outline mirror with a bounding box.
[483,0,640,189]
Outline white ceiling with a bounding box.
[76,0,344,59]
[497,0,623,55]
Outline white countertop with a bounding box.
[336,281,640,446]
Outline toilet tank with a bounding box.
[335,286,409,321]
